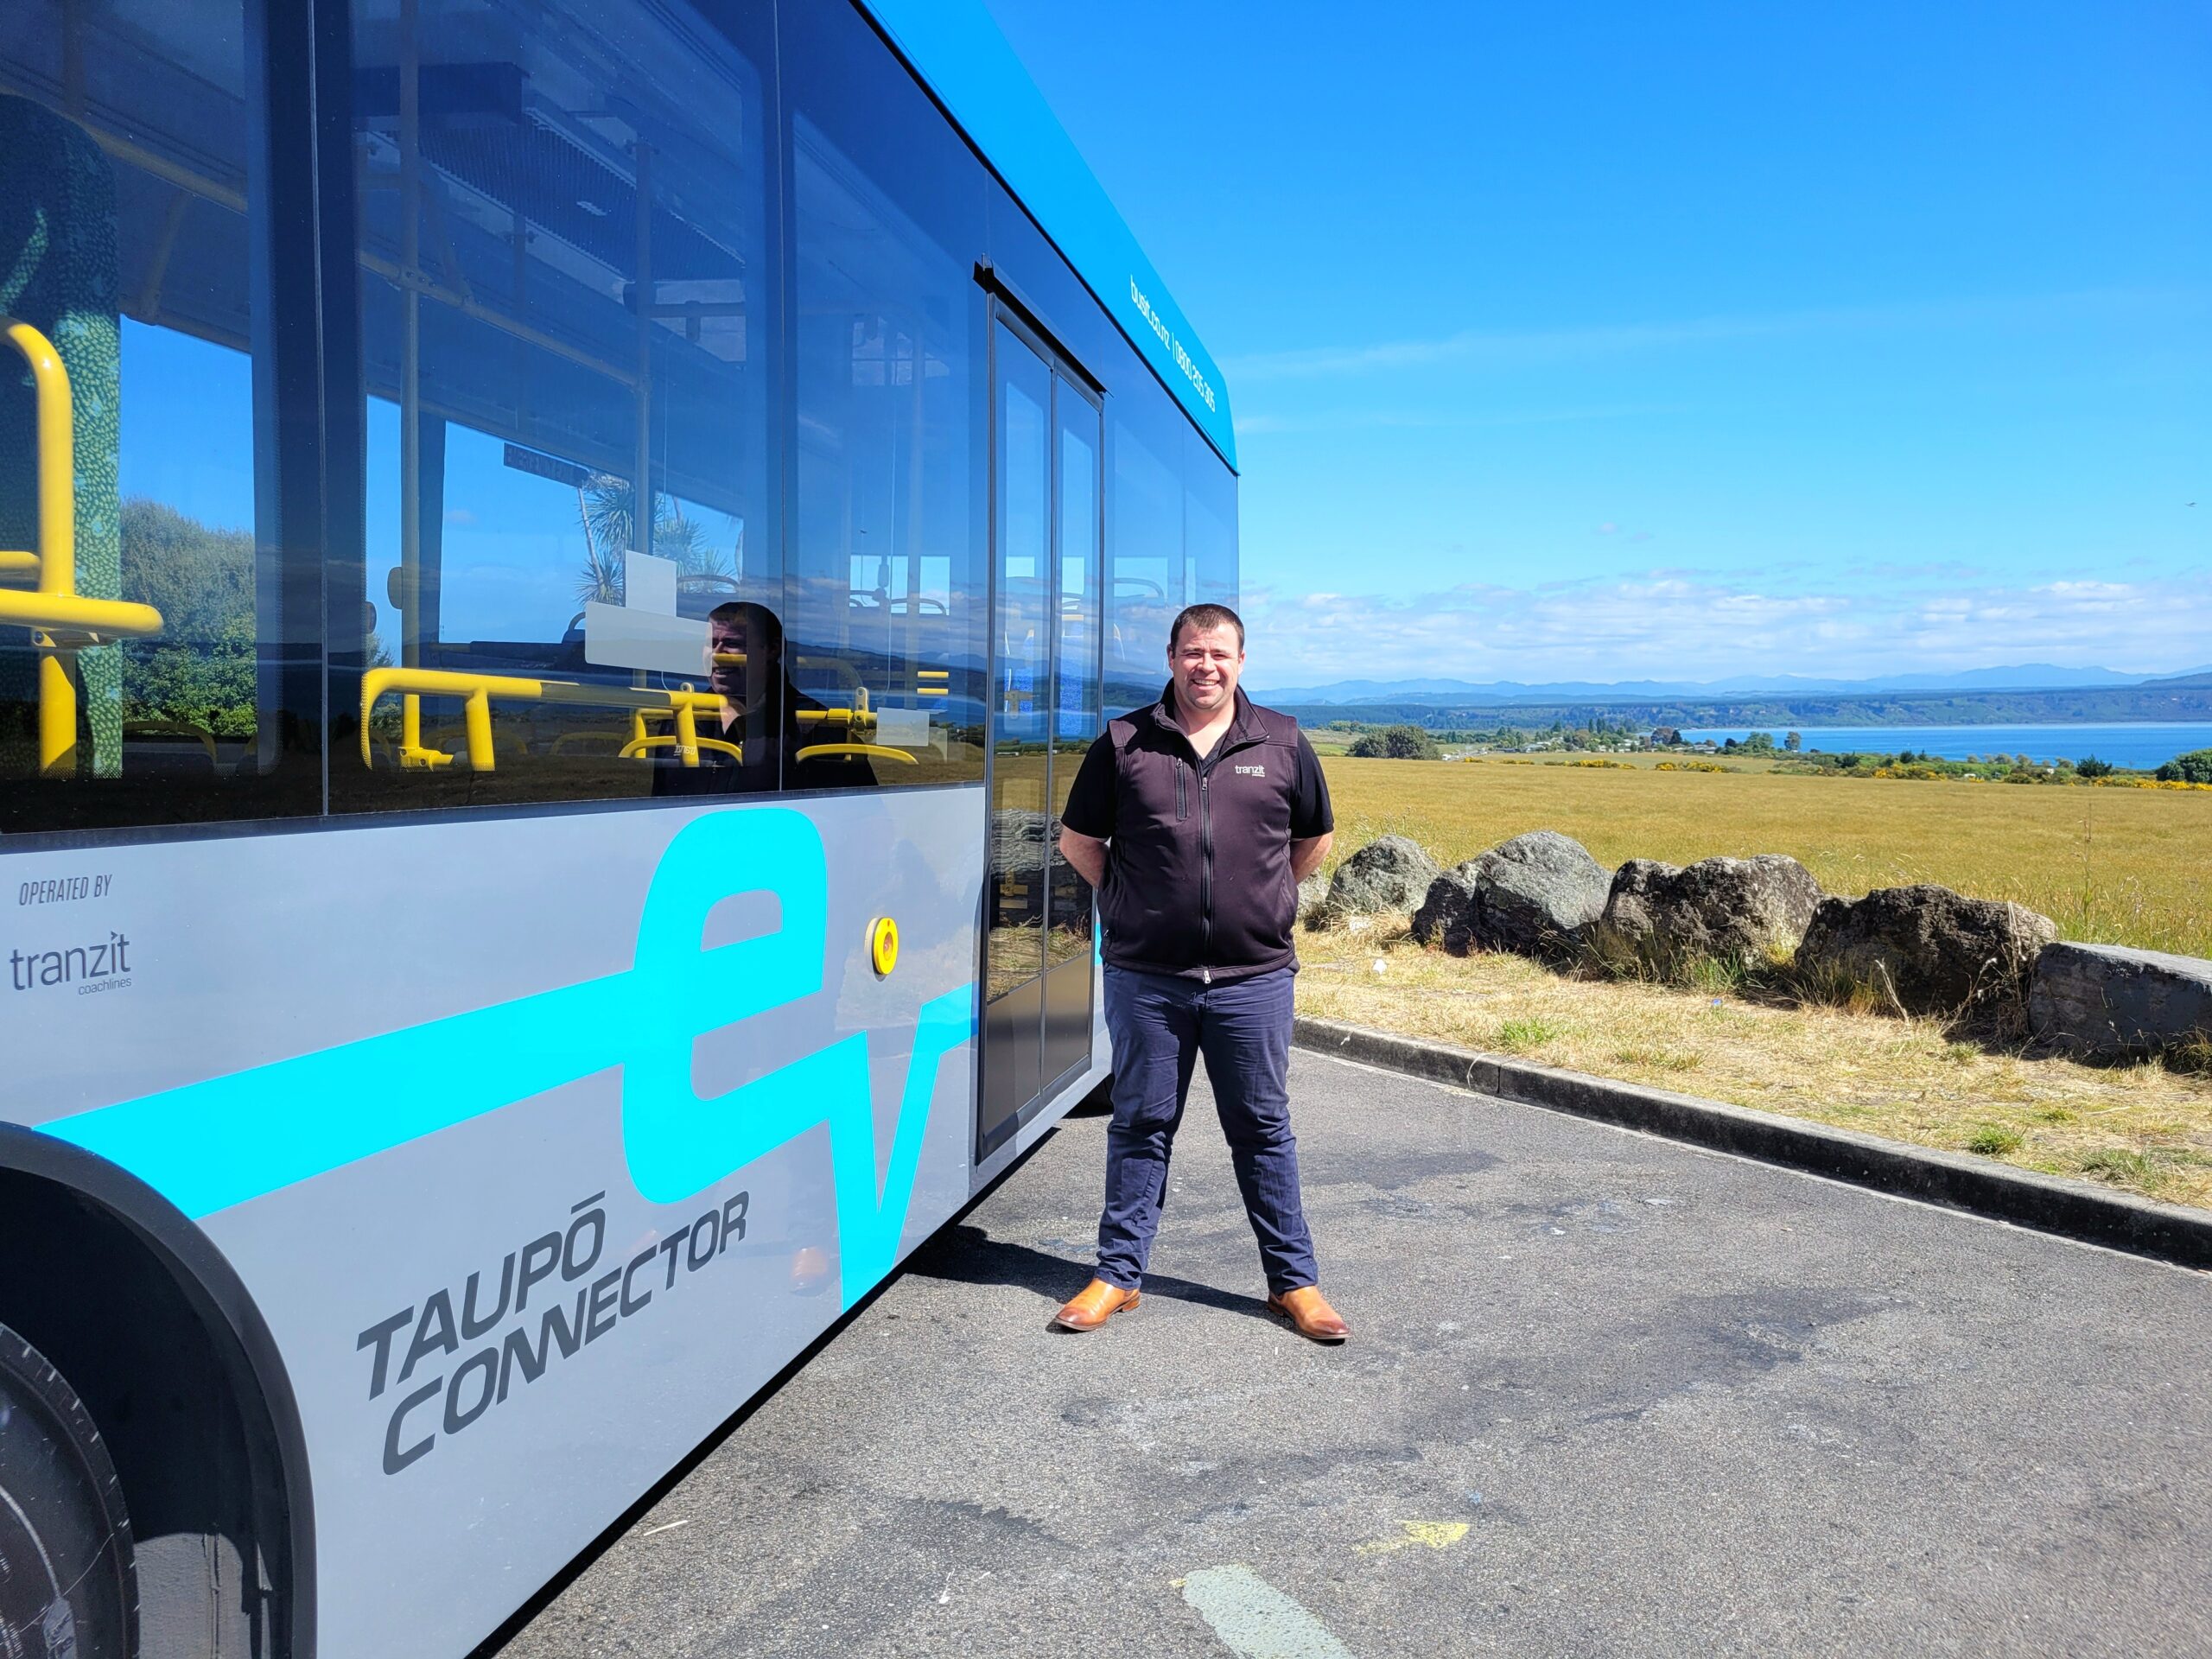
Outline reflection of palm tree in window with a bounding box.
[573,474,735,605]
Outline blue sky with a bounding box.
[982,0,2211,689]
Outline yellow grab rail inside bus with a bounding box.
[360,668,890,772]
[616,733,745,762]
[797,743,918,766]
[1,317,166,776]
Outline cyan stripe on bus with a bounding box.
[44,808,976,1311]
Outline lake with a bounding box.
[1677,722,2212,771]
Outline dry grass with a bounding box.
[1320,754,2212,957]
[1298,929,2212,1211]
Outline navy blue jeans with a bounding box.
[1095,964,1319,1295]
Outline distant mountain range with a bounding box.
[1247,664,2212,706]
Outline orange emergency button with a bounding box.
[868,915,899,977]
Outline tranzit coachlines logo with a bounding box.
[10,931,134,996]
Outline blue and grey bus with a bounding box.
[0,0,1236,1652]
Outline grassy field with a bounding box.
[1299,753,2212,1211]
[1319,753,2212,957]
[1298,935,2212,1211]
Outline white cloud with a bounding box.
[1221,287,2206,385]
[1236,568,2212,685]
[1230,402,1679,438]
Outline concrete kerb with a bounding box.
[1292,1014,2212,1273]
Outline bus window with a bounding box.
[1048,391,1103,976]
[784,0,987,792]
[333,0,779,811]
[1186,428,1239,618]
[1106,397,1186,717]
[0,0,316,831]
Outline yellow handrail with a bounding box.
[0,588,168,637]
[617,734,744,762]
[797,743,918,766]
[1,317,165,776]
[359,665,661,770]
[361,665,912,773]
[633,700,876,735]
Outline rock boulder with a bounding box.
[1594,854,1822,971]
[1796,884,2056,1019]
[1312,835,1440,925]
[2029,942,2212,1060]
[1411,830,1610,959]
[1410,861,1483,954]
[1295,870,1332,926]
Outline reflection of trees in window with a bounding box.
[115,499,391,741]
[118,499,253,739]
[572,475,737,606]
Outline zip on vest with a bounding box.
[1185,721,1265,988]
[1197,729,1263,982]
[1200,770,1212,973]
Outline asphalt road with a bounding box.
[489,1050,2212,1658]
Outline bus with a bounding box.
[0,0,1236,1652]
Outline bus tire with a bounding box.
[0,1321,139,1659]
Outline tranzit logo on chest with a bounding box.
[1234,764,1266,778]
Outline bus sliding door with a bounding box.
[979,316,1102,1159]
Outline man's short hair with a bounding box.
[1168,602,1244,652]
[707,599,782,652]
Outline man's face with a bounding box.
[1169,622,1244,719]
[706,615,747,701]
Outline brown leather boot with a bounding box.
[1053,1278,1141,1332]
[1267,1286,1351,1344]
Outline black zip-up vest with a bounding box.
[1094,688,1309,983]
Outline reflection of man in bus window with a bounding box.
[655,601,874,795]
[704,601,775,755]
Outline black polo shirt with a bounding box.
[1060,684,1332,982]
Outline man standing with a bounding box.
[1052,604,1349,1343]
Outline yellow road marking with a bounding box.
[1354,1520,1469,1555]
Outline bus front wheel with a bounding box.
[0,1323,138,1659]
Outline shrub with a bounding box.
[2155,748,2212,785]
[1349,724,1441,760]
[2076,755,2116,779]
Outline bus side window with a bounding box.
[0,0,315,832]
[1106,397,1186,720]
[783,4,988,791]
[331,0,778,813]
